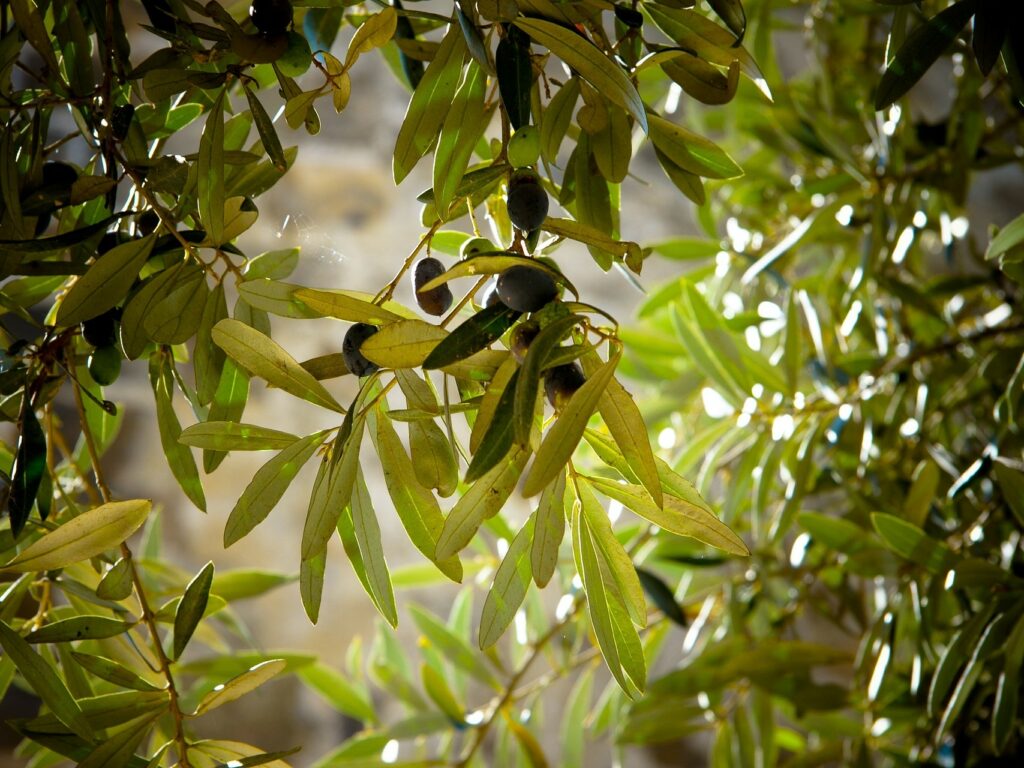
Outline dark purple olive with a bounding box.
[506,169,549,232]
[480,278,504,309]
[496,265,557,313]
[342,323,380,377]
[250,0,292,35]
[509,320,540,363]
[544,363,585,410]
[82,309,120,348]
[412,257,453,316]
[136,210,159,236]
[41,161,78,188]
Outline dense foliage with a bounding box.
[0,0,1022,766]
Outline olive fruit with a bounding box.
[614,5,644,29]
[496,265,558,313]
[250,0,292,35]
[88,344,122,387]
[543,363,585,410]
[137,210,159,236]
[507,126,541,168]
[413,257,453,316]
[82,309,120,348]
[480,279,504,309]
[41,161,78,189]
[276,31,311,77]
[506,169,549,232]
[342,323,380,377]
[509,320,539,363]
[460,236,495,260]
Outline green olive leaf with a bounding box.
[212,319,345,413]
[4,500,151,572]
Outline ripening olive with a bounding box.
[496,265,558,313]
[614,5,644,29]
[544,363,585,410]
[250,0,293,35]
[82,309,120,348]
[88,344,122,387]
[342,323,380,377]
[276,31,311,77]
[111,104,135,141]
[509,320,540,363]
[506,169,549,232]
[460,236,496,260]
[507,126,541,168]
[413,257,453,316]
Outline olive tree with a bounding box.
[0,0,1022,765]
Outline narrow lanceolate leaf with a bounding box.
[514,18,647,132]
[150,355,206,512]
[195,282,228,406]
[212,319,344,413]
[9,400,46,536]
[423,304,521,370]
[55,235,155,326]
[434,60,489,212]
[26,616,132,644]
[465,368,519,483]
[245,84,287,171]
[495,26,532,131]
[409,605,501,690]
[479,514,534,648]
[77,709,162,768]
[578,481,646,628]
[871,512,956,573]
[636,569,687,627]
[360,319,449,369]
[299,662,376,723]
[707,0,746,41]
[224,432,328,547]
[409,418,458,497]
[341,469,398,627]
[195,659,287,715]
[301,417,364,560]
[70,652,163,692]
[300,549,326,625]
[292,287,404,325]
[0,620,92,740]
[532,470,567,587]
[372,408,462,582]
[394,26,467,183]
[344,6,398,69]
[541,77,579,164]
[173,562,214,659]
[5,500,151,571]
[648,114,742,179]
[586,476,749,556]
[199,89,226,243]
[436,448,528,560]
[179,422,299,451]
[573,505,645,697]
[522,351,621,497]
[875,0,979,109]
[591,366,662,509]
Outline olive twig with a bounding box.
[69,361,195,768]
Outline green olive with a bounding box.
[88,344,122,387]
[459,236,496,260]
[276,31,311,77]
[507,126,541,168]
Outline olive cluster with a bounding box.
[342,168,581,407]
